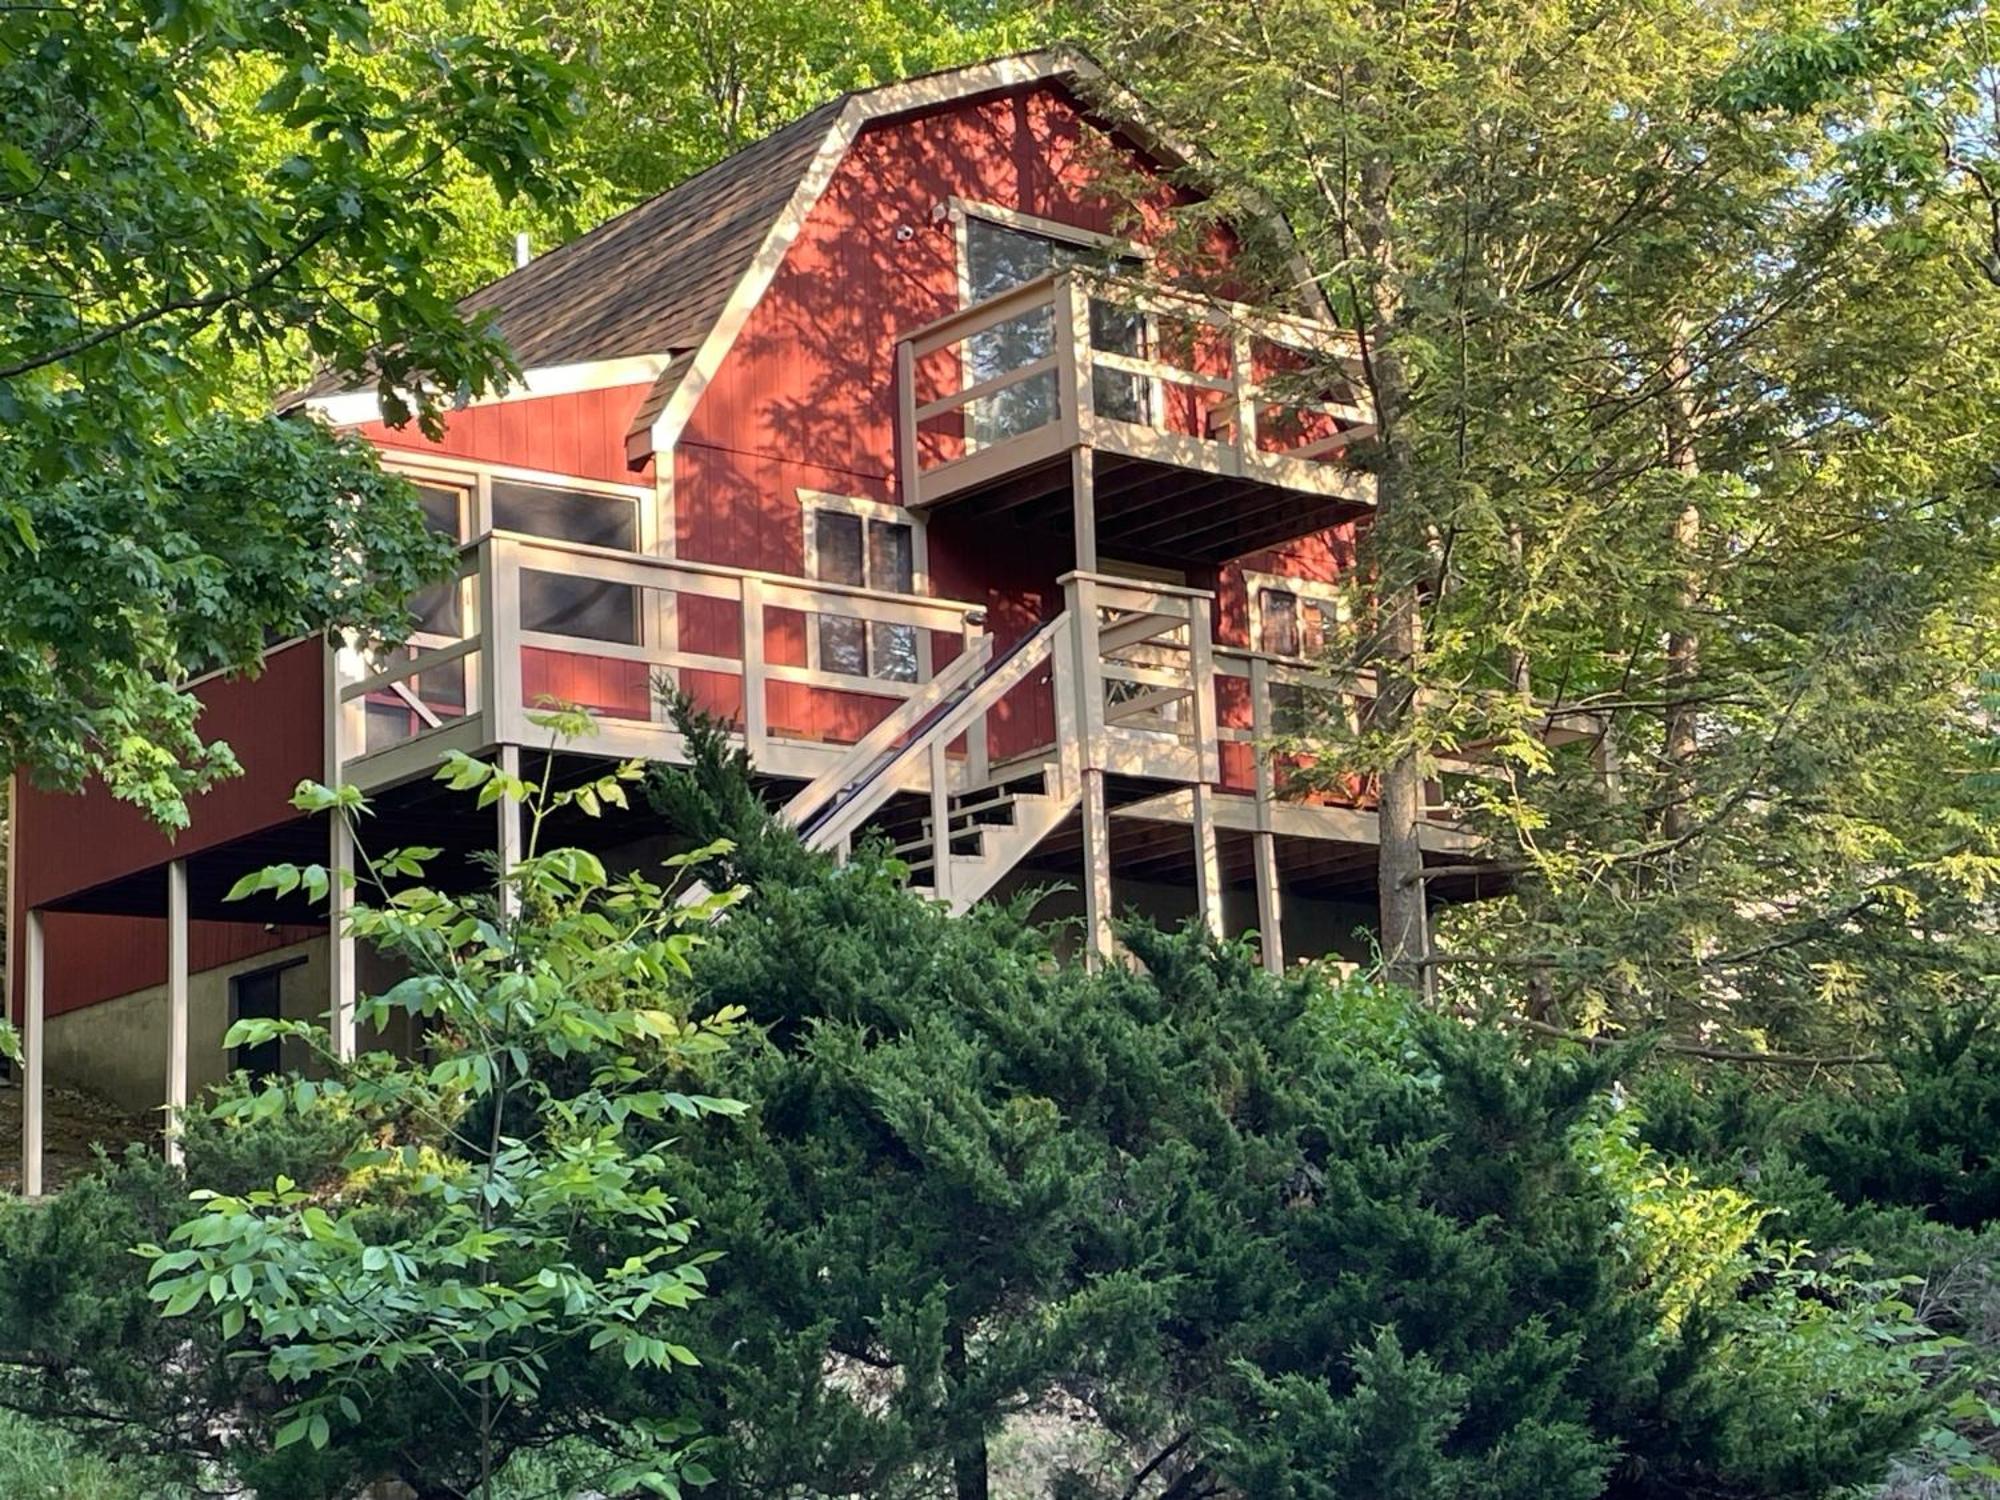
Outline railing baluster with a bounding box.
[740,575,767,762]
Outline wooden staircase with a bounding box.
[780,616,1079,909]
[891,764,1076,911]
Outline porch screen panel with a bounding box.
[406,482,468,637]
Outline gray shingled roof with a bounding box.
[457,96,846,371]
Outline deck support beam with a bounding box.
[497,743,523,919]
[1191,784,1224,940]
[1070,448,1097,575]
[1254,831,1285,974]
[164,859,189,1167]
[19,907,43,1197]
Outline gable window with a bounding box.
[960,210,1150,442]
[804,495,920,683]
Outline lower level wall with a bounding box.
[43,937,330,1115]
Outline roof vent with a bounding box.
[513,232,532,269]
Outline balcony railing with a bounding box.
[897,269,1376,510]
[332,533,988,789]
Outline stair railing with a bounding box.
[786,616,1071,874]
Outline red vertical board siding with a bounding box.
[35,915,324,1020]
[673,82,1364,754]
[356,384,657,486]
[11,639,329,1020]
[16,641,326,915]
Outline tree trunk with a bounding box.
[1354,151,1431,993]
[945,1324,988,1500]
[1661,341,1701,843]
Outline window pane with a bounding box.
[866,520,913,592]
[407,482,467,636]
[491,479,637,550]
[819,616,867,677]
[815,511,864,586]
[1261,590,1300,656]
[519,569,639,644]
[1302,601,1331,656]
[865,520,918,680]
[966,217,1055,300]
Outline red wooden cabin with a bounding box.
[7,49,1507,1191]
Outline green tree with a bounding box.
[1,0,577,821]
[144,750,744,1499]
[640,719,1938,1500]
[1071,0,2000,1048]
[0,745,745,1498]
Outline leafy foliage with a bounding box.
[0,0,576,820]
[1070,0,2000,1047]
[642,726,1940,1500]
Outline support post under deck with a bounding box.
[1192,784,1224,941]
[1081,767,1113,969]
[19,907,43,1197]
[164,859,189,1166]
[328,816,357,1062]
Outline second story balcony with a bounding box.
[896,269,1377,567]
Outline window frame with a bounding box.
[1242,569,1348,661]
[229,956,308,1080]
[798,489,931,684]
[378,455,660,654]
[949,200,1161,444]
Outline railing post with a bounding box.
[740,576,768,762]
[1231,327,1258,461]
[1250,654,1284,974]
[1064,574,1107,777]
[477,536,523,748]
[1054,273,1093,443]
[1189,593,1220,786]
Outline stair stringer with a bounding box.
[930,779,1079,913]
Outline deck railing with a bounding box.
[332,532,988,789]
[897,269,1375,508]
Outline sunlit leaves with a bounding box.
[141,743,745,1495]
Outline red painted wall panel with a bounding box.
[38,915,322,1020]
[12,639,328,1020]
[16,639,326,913]
[674,81,1366,755]
[356,384,657,485]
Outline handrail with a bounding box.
[781,634,995,829]
[796,616,1069,853]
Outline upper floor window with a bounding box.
[386,462,646,647]
[407,479,471,639]
[803,493,920,683]
[959,208,1150,440]
[1247,571,1345,659]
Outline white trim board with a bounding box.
[301,355,674,428]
